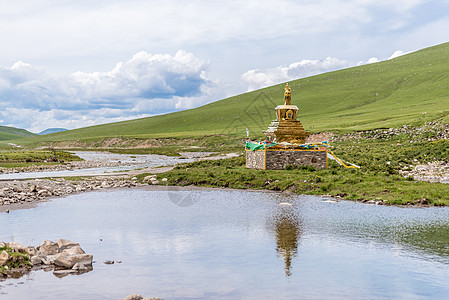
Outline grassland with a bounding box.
[0,125,36,141]
[4,42,449,147]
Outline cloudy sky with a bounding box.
[1,0,449,132]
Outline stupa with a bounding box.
[245,83,328,170]
[264,83,310,143]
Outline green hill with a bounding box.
[8,42,449,144]
[0,125,36,141]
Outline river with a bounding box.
[1,188,449,299]
[0,151,213,180]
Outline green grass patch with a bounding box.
[0,150,82,168]
[0,162,62,168]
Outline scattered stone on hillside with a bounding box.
[333,122,449,143]
[399,161,449,183]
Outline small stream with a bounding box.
[1,189,449,299]
[0,151,212,180]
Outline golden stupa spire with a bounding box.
[284,83,291,105]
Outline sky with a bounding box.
[1,0,449,133]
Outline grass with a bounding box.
[137,137,449,206]
[9,135,244,156]
[0,125,36,141]
[0,150,82,168]
[4,42,449,147]
[0,162,62,168]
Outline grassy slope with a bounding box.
[7,42,449,145]
[0,125,36,141]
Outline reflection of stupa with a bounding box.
[264,83,310,144]
[272,210,301,277]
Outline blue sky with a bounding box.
[1,0,449,132]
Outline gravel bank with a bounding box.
[0,176,144,212]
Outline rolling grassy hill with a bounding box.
[7,42,449,145]
[0,125,36,141]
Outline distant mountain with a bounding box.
[38,128,68,135]
[0,125,37,141]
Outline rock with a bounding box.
[61,245,85,256]
[53,253,93,269]
[42,255,56,265]
[72,262,88,271]
[53,269,78,278]
[143,175,157,182]
[0,250,10,266]
[39,240,59,255]
[103,260,114,265]
[161,178,168,182]
[101,181,110,188]
[56,239,79,252]
[30,256,43,266]
[25,246,38,256]
[151,180,160,185]
[123,294,143,300]
[0,242,6,248]
[29,185,38,193]
[8,241,26,253]
[37,189,50,196]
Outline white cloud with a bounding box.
[0,0,435,76]
[241,57,350,91]
[388,50,407,59]
[242,47,417,91]
[0,50,222,132]
[357,49,410,66]
[357,57,380,65]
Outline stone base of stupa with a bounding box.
[246,148,327,170]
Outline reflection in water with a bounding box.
[168,191,200,207]
[269,204,302,277]
[1,190,449,299]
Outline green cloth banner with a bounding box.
[245,141,278,151]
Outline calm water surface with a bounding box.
[1,189,448,299]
